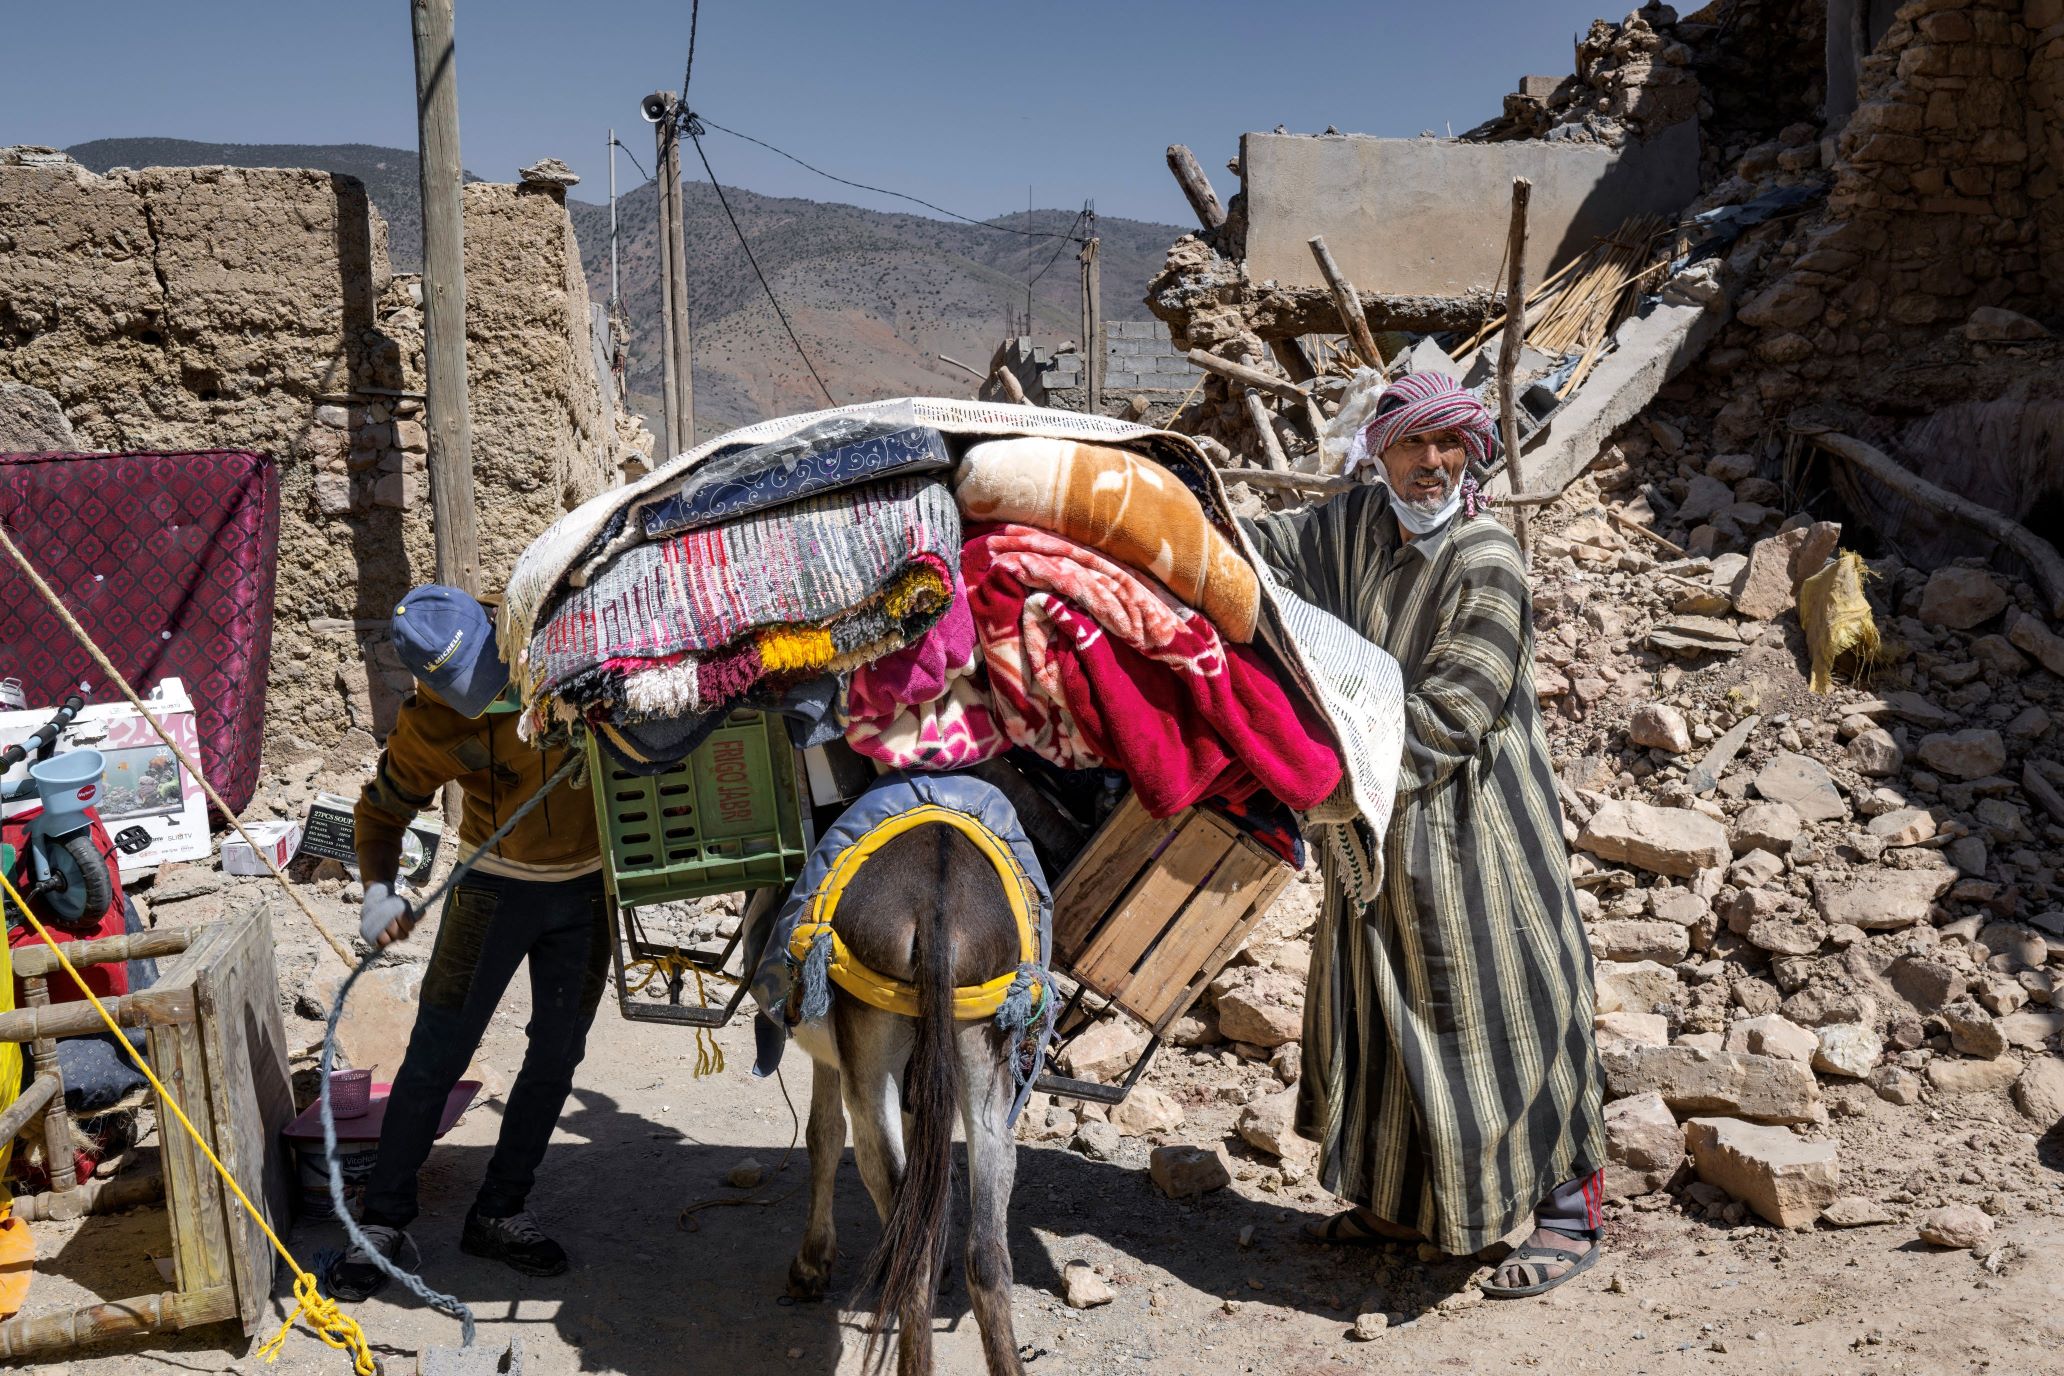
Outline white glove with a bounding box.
[360,882,416,947]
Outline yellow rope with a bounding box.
[0,521,355,967]
[0,872,377,1374]
[624,954,725,1077]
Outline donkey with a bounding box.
[784,822,1029,1376]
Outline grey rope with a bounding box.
[318,747,586,1335]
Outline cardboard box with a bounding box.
[221,820,304,877]
[0,679,210,880]
[300,793,443,886]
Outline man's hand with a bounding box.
[360,882,417,948]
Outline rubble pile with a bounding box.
[1462,8,1702,146]
[1021,406,2064,1243]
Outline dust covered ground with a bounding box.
[23,927,2064,1376]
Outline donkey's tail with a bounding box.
[857,835,960,1375]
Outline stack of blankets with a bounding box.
[521,414,1343,822]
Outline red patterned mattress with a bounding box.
[0,451,280,814]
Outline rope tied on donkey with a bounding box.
[749,773,1056,1123]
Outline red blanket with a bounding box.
[962,525,1340,818]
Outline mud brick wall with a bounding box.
[0,155,631,766]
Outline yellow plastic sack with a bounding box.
[1799,550,1881,693]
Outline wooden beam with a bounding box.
[1268,336,1318,384]
[1610,508,1687,556]
[9,1167,165,1223]
[1165,144,1227,231]
[1306,235,1385,374]
[0,1284,236,1359]
[989,366,1029,405]
[0,986,194,1044]
[1080,234,1103,411]
[1241,391,1291,472]
[1222,469,1359,496]
[1184,348,1310,401]
[10,928,192,979]
[1798,424,2064,618]
[1497,177,1534,566]
[935,353,985,381]
[409,0,481,594]
[0,1074,58,1145]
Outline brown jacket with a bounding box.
[355,685,599,885]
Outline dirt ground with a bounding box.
[19,927,2063,1376]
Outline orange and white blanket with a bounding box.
[953,436,1261,642]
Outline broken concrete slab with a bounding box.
[1602,1045,1821,1124]
[1683,1117,1839,1229]
[1490,291,1733,503]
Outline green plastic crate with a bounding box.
[588,711,812,907]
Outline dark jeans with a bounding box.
[361,869,609,1230]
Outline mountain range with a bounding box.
[65,138,1181,438]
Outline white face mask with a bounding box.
[1377,467,1463,536]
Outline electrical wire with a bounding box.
[1026,205,1089,290]
[686,126,838,407]
[697,117,1084,242]
[681,0,701,99]
[612,137,650,183]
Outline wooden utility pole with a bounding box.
[1497,177,1534,566]
[409,0,480,594]
[1079,216,1101,412]
[648,92,695,457]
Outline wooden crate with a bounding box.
[0,904,293,1358]
[1051,795,1293,1036]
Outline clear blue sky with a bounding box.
[7,1,1608,223]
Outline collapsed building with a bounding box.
[1031,0,2064,1235]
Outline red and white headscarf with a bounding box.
[1356,370,1498,468]
[1347,371,1499,526]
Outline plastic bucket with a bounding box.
[29,749,105,836]
[295,1140,380,1218]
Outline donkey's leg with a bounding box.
[787,1056,846,1300]
[838,1003,912,1225]
[960,1026,1026,1376]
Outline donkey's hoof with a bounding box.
[787,1257,830,1302]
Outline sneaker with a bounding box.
[328,1223,408,1302]
[460,1207,569,1277]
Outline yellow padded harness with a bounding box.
[787,804,1043,1019]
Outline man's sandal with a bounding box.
[1302,1209,1423,1248]
[1480,1231,1600,1298]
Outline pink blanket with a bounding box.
[844,581,1006,770]
[962,524,1341,818]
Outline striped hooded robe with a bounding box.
[1244,481,1604,1254]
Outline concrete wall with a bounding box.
[0,154,630,766]
[1239,121,1704,297]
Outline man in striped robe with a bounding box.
[1244,370,1607,1298]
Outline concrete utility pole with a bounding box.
[608,127,619,307]
[646,92,695,457]
[1079,210,1101,412]
[409,0,480,595]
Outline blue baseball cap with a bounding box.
[390,585,510,718]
